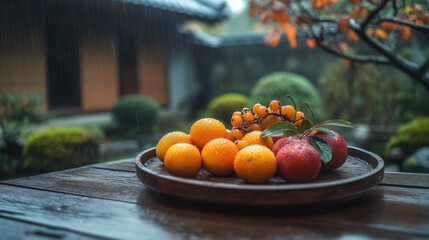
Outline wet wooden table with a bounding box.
[1,158,428,239]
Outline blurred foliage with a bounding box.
[182,21,226,35]
[23,127,98,173]
[250,71,325,121]
[111,95,160,137]
[0,91,48,177]
[207,93,249,125]
[0,91,47,123]
[403,147,429,173]
[386,117,429,156]
[319,60,429,125]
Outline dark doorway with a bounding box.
[47,24,81,110]
[119,34,138,96]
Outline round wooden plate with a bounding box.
[136,146,384,206]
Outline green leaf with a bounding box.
[310,127,338,140]
[308,136,332,164]
[260,121,298,138]
[296,118,314,134]
[313,119,357,129]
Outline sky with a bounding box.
[227,0,246,13]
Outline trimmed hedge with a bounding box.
[111,94,160,135]
[250,72,325,120]
[386,117,429,156]
[23,127,98,172]
[207,93,249,124]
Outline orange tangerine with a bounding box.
[201,138,239,176]
[156,131,193,162]
[190,118,227,149]
[294,111,305,124]
[234,145,277,184]
[235,140,249,150]
[164,143,201,178]
[281,105,296,121]
[242,130,274,149]
[226,129,244,142]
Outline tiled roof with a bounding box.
[113,0,228,21]
[188,31,265,47]
[188,30,305,48]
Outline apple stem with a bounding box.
[304,102,315,122]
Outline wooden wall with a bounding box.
[80,34,119,111]
[137,42,169,106]
[0,28,47,109]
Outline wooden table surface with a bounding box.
[1,158,428,240]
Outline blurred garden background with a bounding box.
[1,0,429,179]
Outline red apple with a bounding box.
[272,135,302,155]
[272,136,282,143]
[315,130,348,171]
[276,139,321,183]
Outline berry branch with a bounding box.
[249,0,429,92]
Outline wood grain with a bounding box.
[91,158,135,172]
[381,172,429,189]
[1,184,425,239]
[3,165,429,238]
[2,146,429,240]
[0,217,102,240]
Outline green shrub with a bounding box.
[0,91,48,177]
[111,95,160,135]
[386,117,429,156]
[207,93,249,124]
[319,61,429,124]
[249,72,325,120]
[23,127,98,172]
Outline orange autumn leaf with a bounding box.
[338,42,349,52]
[265,29,281,47]
[347,30,359,42]
[366,27,375,36]
[359,6,369,18]
[306,38,317,49]
[249,5,260,17]
[414,19,424,25]
[400,26,412,41]
[380,21,398,31]
[418,13,429,24]
[282,23,297,48]
[338,15,350,32]
[375,28,389,40]
[350,6,360,19]
[331,0,338,3]
[259,10,272,24]
[272,11,290,24]
[342,59,352,68]
[312,0,324,10]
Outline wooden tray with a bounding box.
[135,146,384,206]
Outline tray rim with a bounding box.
[135,146,384,191]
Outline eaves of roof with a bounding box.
[187,30,306,48]
[112,0,228,22]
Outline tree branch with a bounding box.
[349,20,429,92]
[317,41,390,64]
[392,0,398,16]
[350,20,418,71]
[377,17,429,32]
[362,0,390,29]
[417,57,429,76]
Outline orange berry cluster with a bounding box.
[226,100,305,142]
